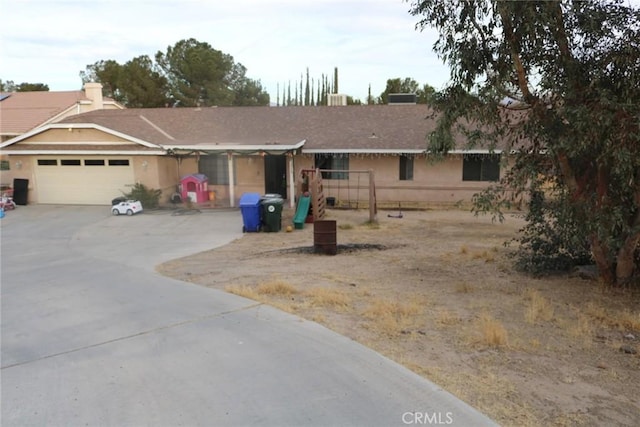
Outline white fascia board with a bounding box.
[168,139,306,152]
[302,148,503,155]
[303,148,426,154]
[3,150,166,155]
[447,149,503,154]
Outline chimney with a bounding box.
[83,82,104,110]
[327,93,347,106]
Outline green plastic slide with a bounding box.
[293,195,311,229]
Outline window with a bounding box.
[198,154,235,185]
[37,159,57,166]
[60,159,81,166]
[399,156,414,181]
[462,154,500,181]
[108,159,130,166]
[1,160,10,170]
[84,159,105,166]
[315,154,349,180]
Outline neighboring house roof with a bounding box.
[53,105,439,153]
[0,86,123,138]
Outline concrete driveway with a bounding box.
[1,206,496,426]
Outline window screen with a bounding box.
[315,154,349,180]
[399,156,414,181]
[198,154,235,185]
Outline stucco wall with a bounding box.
[0,155,34,201]
[292,153,503,209]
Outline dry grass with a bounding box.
[455,281,475,293]
[583,302,640,331]
[477,313,509,348]
[306,287,351,309]
[225,284,260,300]
[472,250,496,263]
[256,280,298,296]
[524,288,554,324]
[338,223,354,230]
[437,309,460,326]
[160,209,640,427]
[363,298,423,336]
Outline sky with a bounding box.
[0,0,451,103]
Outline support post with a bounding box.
[369,169,377,223]
[288,154,295,208]
[227,152,235,207]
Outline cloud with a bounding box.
[1,0,449,100]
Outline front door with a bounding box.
[264,155,287,198]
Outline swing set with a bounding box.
[297,168,377,223]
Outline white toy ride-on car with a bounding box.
[112,200,143,216]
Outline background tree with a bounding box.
[0,80,49,92]
[81,57,169,107]
[81,39,269,107]
[378,78,435,104]
[408,0,640,285]
[80,59,125,100]
[155,38,235,107]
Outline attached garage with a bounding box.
[35,156,134,205]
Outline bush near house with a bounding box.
[123,183,161,209]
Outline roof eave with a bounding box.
[2,150,167,155]
[166,139,306,153]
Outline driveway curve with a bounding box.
[1,206,497,426]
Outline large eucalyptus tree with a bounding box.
[408,0,640,285]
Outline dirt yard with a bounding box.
[157,208,640,426]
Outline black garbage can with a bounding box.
[13,178,28,205]
[261,195,284,232]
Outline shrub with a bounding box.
[123,183,162,209]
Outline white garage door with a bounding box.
[35,157,135,205]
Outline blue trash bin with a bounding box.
[239,192,262,232]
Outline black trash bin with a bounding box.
[261,195,284,232]
[13,178,28,205]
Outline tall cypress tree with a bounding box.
[333,67,338,94]
[299,74,303,106]
[287,81,291,106]
[305,68,310,106]
[310,78,315,106]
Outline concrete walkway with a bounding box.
[1,205,497,426]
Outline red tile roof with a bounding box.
[0,91,89,135]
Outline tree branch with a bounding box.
[496,3,533,102]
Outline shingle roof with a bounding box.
[58,105,438,152]
[0,91,89,135]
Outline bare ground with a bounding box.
[157,208,640,427]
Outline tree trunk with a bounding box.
[615,237,639,285]
[590,236,615,285]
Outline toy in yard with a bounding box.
[0,193,16,211]
[297,168,378,224]
[111,200,144,216]
[293,193,311,229]
[387,203,403,218]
